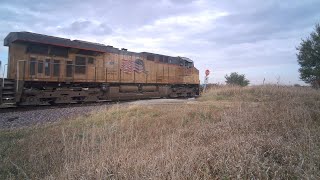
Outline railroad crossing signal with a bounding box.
[203,69,210,93]
[205,69,210,77]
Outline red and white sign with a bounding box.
[205,69,210,77]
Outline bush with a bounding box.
[225,72,250,86]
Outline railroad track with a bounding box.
[0,100,130,113]
[0,96,195,113]
[0,98,193,129]
[0,100,128,129]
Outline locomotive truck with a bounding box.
[0,32,200,107]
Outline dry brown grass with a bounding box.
[1,85,320,179]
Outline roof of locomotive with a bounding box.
[4,31,118,53]
[4,32,192,63]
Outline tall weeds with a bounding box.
[1,86,320,179]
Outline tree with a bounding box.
[225,72,250,86]
[297,24,320,88]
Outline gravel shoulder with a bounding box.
[0,98,193,129]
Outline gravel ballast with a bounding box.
[0,99,193,129]
[0,104,110,129]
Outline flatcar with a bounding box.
[0,32,199,107]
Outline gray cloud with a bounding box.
[207,1,320,43]
[58,20,112,35]
[0,0,318,84]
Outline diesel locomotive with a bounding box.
[0,32,200,107]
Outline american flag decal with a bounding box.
[134,59,145,73]
[121,59,145,73]
[121,59,134,73]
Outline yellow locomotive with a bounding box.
[0,32,199,106]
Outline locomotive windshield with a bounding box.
[180,57,194,68]
[186,61,194,68]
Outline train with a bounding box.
[0,32,200,107]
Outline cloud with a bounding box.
[58,20,113,36]
[0,0,319,85]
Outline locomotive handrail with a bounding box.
[2,64,8,88]
[16,60,27,92]
[14,60,197,84]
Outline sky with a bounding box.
[0,0,319,85]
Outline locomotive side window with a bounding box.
[88,57,95,64]
[75,56,86,74]
[50,46,68,57]
[27,44,49,55]
[164,56,169,63]
[29,57,36,76]
[159,55,164,62]
[45,59,51,76]
[53,60,60,77]
[77,50,96,56]
[169,57,180,65]
[38,60,43,73]
[187,62,193,68]
[180,60,184,66]
[147,55,154,61]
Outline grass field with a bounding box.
[1,85,320,179]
